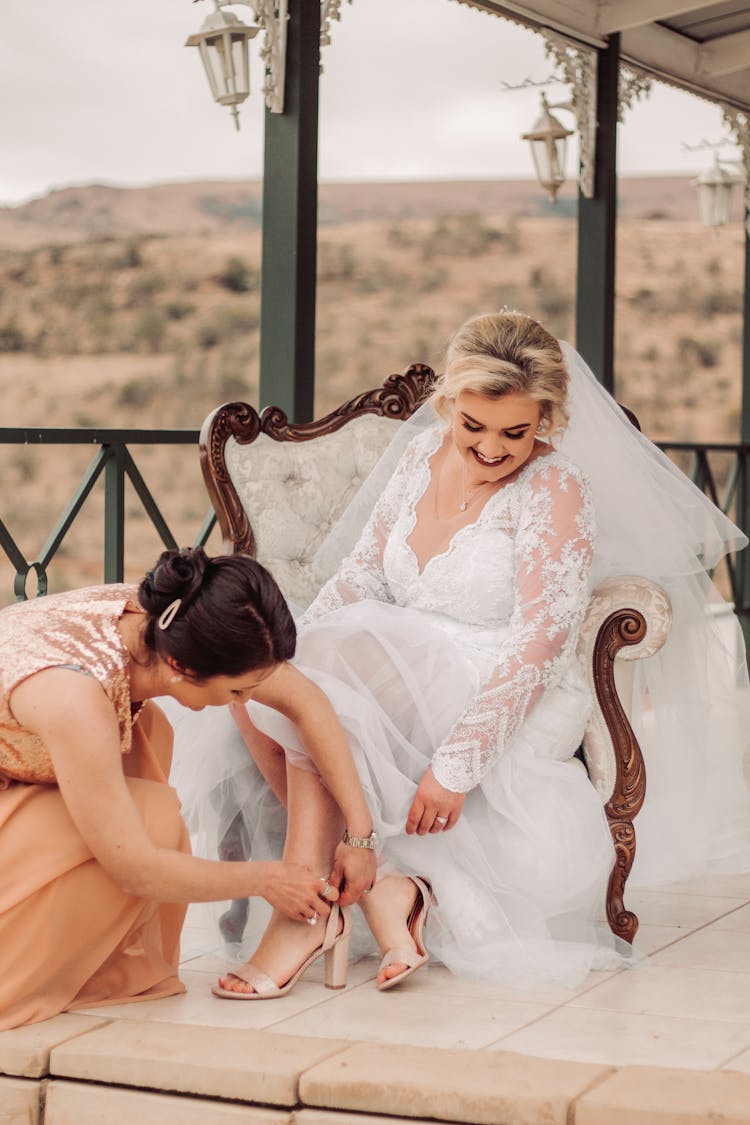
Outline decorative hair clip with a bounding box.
[158,598,182,630]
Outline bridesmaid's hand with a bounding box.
[258,861,335,922]
[406,768,465,835]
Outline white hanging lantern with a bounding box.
[692,153,741,231]
[522,93,575,203]
[186,7,258,130]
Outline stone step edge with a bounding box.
[7,1070,750,1125]
[38,1019,750,1125]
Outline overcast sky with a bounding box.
[0,0,735,207]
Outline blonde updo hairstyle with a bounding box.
[431,310,570,441]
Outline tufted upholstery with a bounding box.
[224,416,401,608]
[200,369,672,944]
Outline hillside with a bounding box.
[0,176,745,600]
[0,175,732,249]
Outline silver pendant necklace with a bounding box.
[459,458,492,511]
[433,448,495,519]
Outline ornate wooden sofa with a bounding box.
[200,364,672,944]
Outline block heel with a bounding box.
[212,903,351,1000]
[324,907,352,989]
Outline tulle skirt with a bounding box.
[170,600,627,988]
[627,588,750,884]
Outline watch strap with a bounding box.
[342,828,377,850]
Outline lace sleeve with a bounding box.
[431,461,595,793]
[300,438,420,626]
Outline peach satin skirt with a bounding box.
[0,702,190,1029]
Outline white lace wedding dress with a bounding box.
[241,424,623,986]
[170,343,750,983]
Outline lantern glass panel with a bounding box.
[203,34,233,99]
[198,40,221,101]
[697,181,733,228]
[202,30,249,104]
[230,34,250,96]
[530,135,567,193]
[714,183,732,227]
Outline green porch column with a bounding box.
[259,0,320,421]
[576,33,620,393]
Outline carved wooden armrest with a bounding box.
[577,576,672,942]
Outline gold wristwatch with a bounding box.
[342,828,379,850]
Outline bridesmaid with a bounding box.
[0,547,375,1029]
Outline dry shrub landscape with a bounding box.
[0,176,745,600]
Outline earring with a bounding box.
[169,673,184,684]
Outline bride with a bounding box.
[176,309,750,997]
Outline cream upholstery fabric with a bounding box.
[224,414,402,608]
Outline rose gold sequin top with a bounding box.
[0,584,145,788]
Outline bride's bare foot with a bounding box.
[359,875,424,986]
[217,911,331,995]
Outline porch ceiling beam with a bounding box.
[464,0,750,109]
[456,1,606,47]
[597,1,714,35]
[621,21,703,78]
[622,21,750,109]
[699,29,750,77]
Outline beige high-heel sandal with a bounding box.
[212,903,351,1000]
[377,876,434,992]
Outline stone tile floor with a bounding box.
[5,869,750,1123]
[77,869,750,1073]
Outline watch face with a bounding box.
[344,829,378,848]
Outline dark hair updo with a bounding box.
[138,547,296,679]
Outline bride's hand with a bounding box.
[257,861,335,922]
[328,841,378,907]
[406,767,465,835]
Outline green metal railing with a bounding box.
[0,427,215,600]
[1,427,749,632]
[658,439,750,631]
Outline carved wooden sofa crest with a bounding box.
[200,364,672,944]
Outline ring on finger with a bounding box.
[319,878,336,901]
[434,815,449,826]
[306,913,318,926]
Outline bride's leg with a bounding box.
[231,703,288,807]
[219,708,288,944]
[217,762,343,994]
[359,875,423,985]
